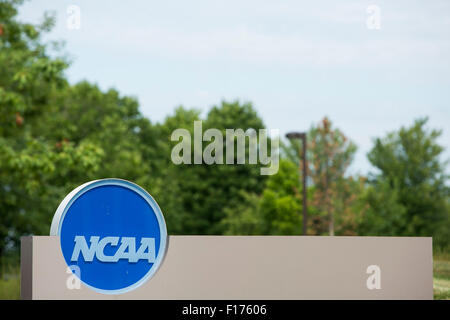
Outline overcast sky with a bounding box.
[17,0,450,175]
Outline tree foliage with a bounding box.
[165,101,268,235]
[0,1,103,261]
[361,118,450,247]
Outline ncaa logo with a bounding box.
[50,179,168,294]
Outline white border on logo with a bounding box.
[50,178,169,295]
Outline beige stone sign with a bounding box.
[21,235,433,300]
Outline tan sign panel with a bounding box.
[21,235,432,300]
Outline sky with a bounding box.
[17,0,450,175]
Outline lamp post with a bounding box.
[285,132,308,235]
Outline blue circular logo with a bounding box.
[50,179,168,294]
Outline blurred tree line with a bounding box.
[0,1,449,268]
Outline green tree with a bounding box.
[260,160,303,234]
[201,101,267,234]
[153,106,202,234]
[163,101,268,234]
[0,0,104,266]
[38,81,148,180]
[358,179,408,235]
[362,118,450,248]
[221,160,306,235]
[221,191,265,235]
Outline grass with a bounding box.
[0,251,449,300]
[0,262,20,300]
[0,273,20,300]
[433,251,450,300]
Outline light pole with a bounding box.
[286,132,308,235]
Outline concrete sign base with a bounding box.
[21,236,433,300]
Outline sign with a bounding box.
[50,179,168,294]
[21,236,433,300]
